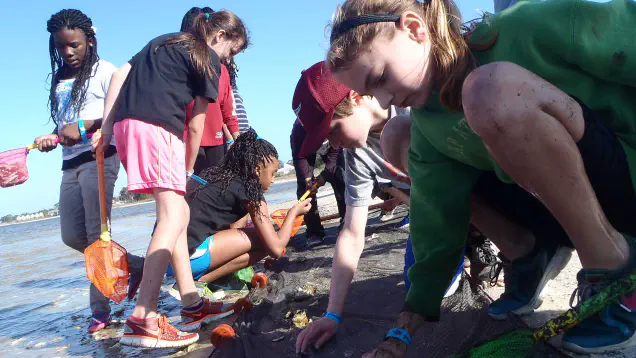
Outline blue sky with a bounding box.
[0,0,493,217]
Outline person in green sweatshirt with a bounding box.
[325,0,636,356]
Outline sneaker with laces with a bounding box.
[120,315,199,348]
[562,235,636,354]
[179,297,234,332]
[88,312,112,333]
[466,232,498,283]
[488,245,572,320]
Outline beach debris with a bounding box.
[272,336,285,342]
[293,310,310,328]
[11,338,25,346]
[287,283,319,302]
[34,342,46,348]
[301,283,317,295]
[366,233,379,242]
[183,343,199,353]
[286,311,293,319]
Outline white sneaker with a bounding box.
[379,208,396,222]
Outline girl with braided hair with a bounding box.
[33,9,144,334]
[169,128,311,287]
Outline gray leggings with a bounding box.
[59,153,144,314]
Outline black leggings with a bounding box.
[193,145,225,176]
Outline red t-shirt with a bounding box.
[184,64,238,146]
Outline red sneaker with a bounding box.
[180,297,234,332]
[119,315,199,348]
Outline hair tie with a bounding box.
[204,13,210,19]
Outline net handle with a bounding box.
[95,132,111,242]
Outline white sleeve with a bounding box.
[99,61,118,95]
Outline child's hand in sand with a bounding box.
[295,316,339,354]
[293,198,312,216]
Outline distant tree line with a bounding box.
[118,187,153,203]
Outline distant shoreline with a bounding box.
[0,181,298,227]
[0,200,155,227]
[0,215,59,227]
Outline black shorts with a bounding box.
[472,100,636,249]
[193,145,225,175]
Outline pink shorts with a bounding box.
[114,118,186,195]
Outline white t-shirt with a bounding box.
[344,106,411,207]
[55,60,117,160]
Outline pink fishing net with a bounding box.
[0,148,29,188]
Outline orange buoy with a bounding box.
[210,324,235,347]
[251,272,268,288]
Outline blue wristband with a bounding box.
[78,120,88,144]
[385,328,412,345]
[226,139,235,145]
[186,171,208,185]
[322,312,342,324]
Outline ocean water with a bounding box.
[0,180,297,357]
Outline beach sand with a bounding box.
[47,186,633,357]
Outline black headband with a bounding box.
[331,14,400,41]
[330,1,431,41]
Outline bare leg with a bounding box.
[169,204,201,308]
[381,110,535,259]
[198,251,269,283]
[470,195,535,260]
[463,61,628,270]
[132,189,189,319]
[196,228,269,283]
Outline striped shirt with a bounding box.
[232,88,250,133]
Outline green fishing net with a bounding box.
[449,330,534,358]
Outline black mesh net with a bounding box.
[205,212,567,358]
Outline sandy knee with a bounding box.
[463,62,551,140]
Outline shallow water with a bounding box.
[0,180,297,357]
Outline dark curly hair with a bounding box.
[47,9,99,125]
[190,128,278,217]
